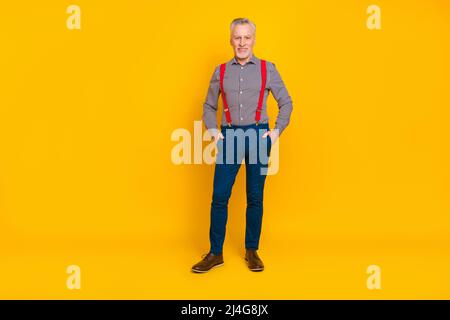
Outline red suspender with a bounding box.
[255,59,267,125]
[219,63,232,127]
[219,59,267,127]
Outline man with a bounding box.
[192,18,293,273]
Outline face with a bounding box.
[230,23,256,60]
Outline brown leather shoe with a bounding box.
[245,249,264,271]
[191,252,224,273]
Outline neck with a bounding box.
[236,53,252,65]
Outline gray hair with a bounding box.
[230,18,256,36]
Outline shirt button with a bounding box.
[240,66,243,70]
[240,117,243,120]
[240,78,243,82]
[240,90,242,94]
[240,104,242,108]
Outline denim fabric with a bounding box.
[209,123,272,255]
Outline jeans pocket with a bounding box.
[267,132,272,157]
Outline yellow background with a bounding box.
[0,0,449,299]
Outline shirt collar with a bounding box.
[230,54,259,65]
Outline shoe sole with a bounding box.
[245,258,264,271]
[191,262,224,273]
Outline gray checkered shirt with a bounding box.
[202,54,293,135]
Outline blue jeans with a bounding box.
[209,123,272,255]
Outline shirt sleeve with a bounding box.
[202,65,221,134]
[268,62,293,135]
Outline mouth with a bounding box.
[238,48,248,52]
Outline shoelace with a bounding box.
[201,253,212,260]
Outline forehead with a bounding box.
[231,23,254,36]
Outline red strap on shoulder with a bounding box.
[255,60,267,124]
[219,63,232,126]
